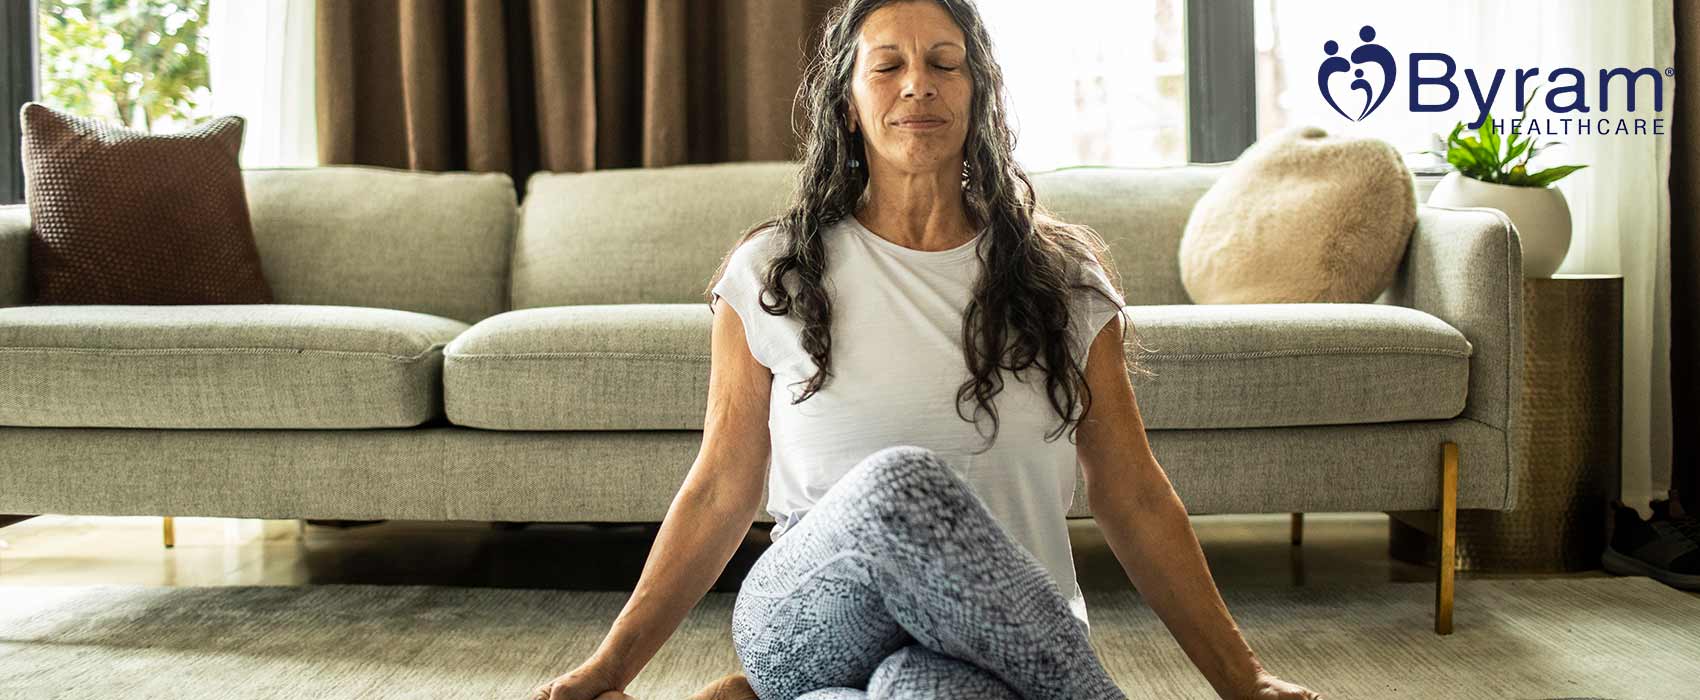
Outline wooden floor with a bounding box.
[4,512,1674,598]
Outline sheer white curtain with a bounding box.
[1498,1,1675,518]
[1567,2,1673,517]
[1442,1,1674,516]
[208,0,317,168]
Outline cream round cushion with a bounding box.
[1178,125,1418,304]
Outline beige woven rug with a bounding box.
[0,577,1694,699]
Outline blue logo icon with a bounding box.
[1319,25,1397,121]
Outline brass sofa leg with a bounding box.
[163,517,175,549]
[1290,513,1303,546]
[1435,442,1457,635]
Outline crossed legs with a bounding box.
[731,445,1125,699]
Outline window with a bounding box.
[1255,0,1532,174]
[12,1,1485,201]
[978,0,1188,170]
[1,3,33,204]
[2,0,213,204]
[37,0,213,132]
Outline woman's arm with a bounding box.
[549,298,774,694]
[1074,316,1315,700]
[584,457,767,687]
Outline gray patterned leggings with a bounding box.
[731,445,1127,700]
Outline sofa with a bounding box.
[0,161,1522,635]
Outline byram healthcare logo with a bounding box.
[1318,25,1669,136]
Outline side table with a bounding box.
[1389,273,1623,572]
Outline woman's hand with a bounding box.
[528,661,636,700]
[1244,670,1324,699]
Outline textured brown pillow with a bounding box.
[19,102,272,305]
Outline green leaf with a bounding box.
[1525,164,1587,187]
[1502,99,1531,165]
[1516,85,1542,124]
[1528,141,1564,159]
[1460,133,1497,181]
[1459,136,1487,156]
[1446,147,1479,174]
[1458,137,1501,181]
[1509,86,1549,168]
[1506,163,1530,186]
[1504,135,1530,164]
[1478,112,1501,170]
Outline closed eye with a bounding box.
[874,64,959,73]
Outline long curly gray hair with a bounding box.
[706,0,1151,454]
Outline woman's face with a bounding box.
[847,1,974,178]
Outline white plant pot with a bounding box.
[1427,171,1572,278]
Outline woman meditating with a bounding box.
[532,0,1323,698]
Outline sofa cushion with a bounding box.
[512,163,798,310]
[443,301,1468,432]
[444,304,710,430]
[1032,164,1230,306]
[0,305,467,429]
[511,162,1234,310]
[242,166,516,325]
[1129,303,1472,429]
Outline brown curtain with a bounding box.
[315,0,839,194]
[1671,1,1697,517]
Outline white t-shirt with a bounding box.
[710,213,1126,630]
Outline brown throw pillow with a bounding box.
[19,102,273,305]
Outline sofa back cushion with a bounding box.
[513,161,1229,309]
[512,162,798,310]
[1031,164,1229,306]
[243,166,516,324]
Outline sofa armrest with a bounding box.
[1377,204,1524,506]
[0,205,27,307]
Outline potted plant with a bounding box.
[1424,88,1587,278]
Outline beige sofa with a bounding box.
[0,161,1522,635]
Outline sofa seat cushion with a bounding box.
[1130,303,1472,429]
[444,301,1469,433]
[445,304,710,430]
[0,305,467,428]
